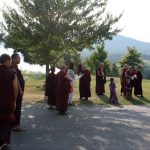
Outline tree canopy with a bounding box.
[119,47,144,69]
[86,44,111,74]
[0,0,122,74]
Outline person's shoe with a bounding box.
[0,144,8,150]
[59,111,67,115]
[48,105,53,109]
[100,93,104,96]
[68,103,75,106]
[12,126,26,132]
[51,106,56,110]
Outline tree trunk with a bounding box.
[45,62,49,78]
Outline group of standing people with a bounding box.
[0,52,144,149]
[120,64,143,99]
[0,53,25,150]
[45,62,107,115]
[45,62,93,115]
[45,64,75,115]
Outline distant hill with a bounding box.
[105,35,150,54]
[81,35,150,58]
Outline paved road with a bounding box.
[11,103,150,150]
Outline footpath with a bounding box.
[11,103,150,150]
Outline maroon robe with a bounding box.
[11,63,25,126]
[56,70,70,113]
[79,69,91,99]
[96,68,106,95]
[121,68,127,95]
[0,65,15,146]
[45,72,57,106]
[134,70,143,96]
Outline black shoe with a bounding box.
[68,103,75,106]
[59,111,67,115]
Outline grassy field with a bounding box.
[23,73,150,105]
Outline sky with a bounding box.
[0,0,150,72]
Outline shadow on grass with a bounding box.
[128,98,144,105]
[127,96,149,105]
[97,94,109,104]
[75,99,95,105]
[138,96,150,103]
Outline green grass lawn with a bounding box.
[23,74,150,105]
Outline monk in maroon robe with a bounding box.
[56,65,72,115]
[125,66,135,98]
[45,67,57,109]
[78,64,91,100]
[96,63,106,95]
[0,54,18,149]
[134,66,143,97]
[121,64,128,96]
[11,53,25,131]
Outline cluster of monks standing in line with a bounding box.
[45,63,106,115]
[120,64,143,99]
[0,52,143,150]
[45,62,143,114]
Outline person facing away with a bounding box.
[55,65,72,115]
[0,54,18,150]
[78,64,91,100]
[96,63,106,96]
[121,64,128,97]
[11,53,26,132]
[67,62,75,106]
[45,66,57,110]
[109,78,119,104]
[125,78,132,99]
[134,66,143,97]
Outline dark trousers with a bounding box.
[14,95,23,126]
[0,121,13,146]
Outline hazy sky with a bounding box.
[0,0,150,43]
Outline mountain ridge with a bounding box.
[81,35,150,58]
[105,35,150,54]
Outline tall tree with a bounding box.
[1,0,122,75]
[119,47,144,69]
[111,63,119,77]
[86,44,111,74]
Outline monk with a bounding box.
[125,66,135,98]
[56,65,72,115]
[96,63,106,96]
[134,66,143,97]
[11,53,25,132]
[45,67,57,109]
[78,64,91,100]
[0,54,18,149]
[120,64,128,96]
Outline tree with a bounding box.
[119,47,144,69]
[86,44,111,74]
[1,0,122,75]
[110,63,119,77]
[64,51,81,69]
